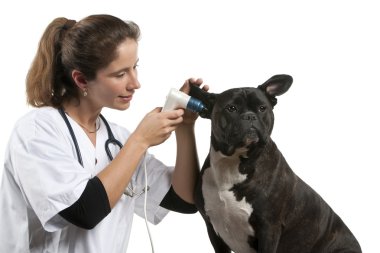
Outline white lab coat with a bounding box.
[0,107,172,253]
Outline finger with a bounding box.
[181,77,203,94]
[169,116,184,126]
[201,84,210,92]
[189,77,203,86]
[157,125,176,141]
[166,125,179,133]
[152,107,163,113]
[163,109,184,119]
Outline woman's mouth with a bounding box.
[119,95,133,103]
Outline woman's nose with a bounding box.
[127,71,141,90]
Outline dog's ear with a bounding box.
[189,84,217,119]
[258,74,293,106]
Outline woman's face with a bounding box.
[86,38,141,111]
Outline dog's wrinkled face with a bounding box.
[210,87,275,156]
[190,74,293,157]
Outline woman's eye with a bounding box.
[116,72,126,78]
[225,105,237,112]
[133,64,139,69]
[259,105,266,112]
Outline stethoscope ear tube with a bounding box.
[58,107,84,167]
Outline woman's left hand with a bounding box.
[179,77,209,125]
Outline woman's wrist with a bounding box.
[126,132,150,152]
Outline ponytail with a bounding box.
[26,17,76,107]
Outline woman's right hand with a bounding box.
[130,107,184,148]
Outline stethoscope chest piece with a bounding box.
[124,185,150,197]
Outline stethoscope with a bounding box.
[58,107,149,197]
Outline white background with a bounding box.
[0,0,379,252]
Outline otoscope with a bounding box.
[162,88,207,113]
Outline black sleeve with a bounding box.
[159,186,198,214]
[59,176,111,230]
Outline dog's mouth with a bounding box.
[213,127,262,157]
[243,129,260,146]
[225,131,260,158]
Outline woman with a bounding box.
[0,14,206,252]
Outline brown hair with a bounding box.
[26,14,140,108]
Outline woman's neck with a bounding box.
[62,102,102,132]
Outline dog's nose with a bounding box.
[241,112,256,121]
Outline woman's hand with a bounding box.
[100,107,183,208]
[131,107,184,148]
[179,77,209,125]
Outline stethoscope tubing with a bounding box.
[58,107,122,166]
[58,107,147,197]
[58,107,84,166]
[99,114,123,161]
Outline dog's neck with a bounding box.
[209,138,284,177]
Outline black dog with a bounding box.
[190,75,361,253]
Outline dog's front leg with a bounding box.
[256,226,281,253]
[205,221,231,253]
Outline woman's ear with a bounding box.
[71,69,88,91]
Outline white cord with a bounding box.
[143,152,155,253]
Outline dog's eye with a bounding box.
[259,105,266,112]
[225,105,237,112]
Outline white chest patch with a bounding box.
[202,147,256,253]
